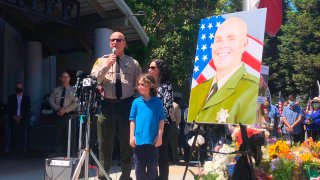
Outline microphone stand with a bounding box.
[72,87,111,180]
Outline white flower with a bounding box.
[263,130,270,139]
[188,135,205,147]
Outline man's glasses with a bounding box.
[149,66,158,70]
[110,39,125,42]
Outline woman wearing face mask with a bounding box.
[304,97,320,141]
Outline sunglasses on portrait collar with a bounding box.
[110,39,125,42]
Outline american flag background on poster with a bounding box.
[191,9,266,89]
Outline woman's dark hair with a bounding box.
[148,59,170,84]
[137,74,157,96]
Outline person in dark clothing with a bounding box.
[6,82,31,157]
[148,59,173,180]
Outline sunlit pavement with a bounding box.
[0,156,199,180]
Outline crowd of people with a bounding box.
[0,27,319,180]
[258,95,320,143]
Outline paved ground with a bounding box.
[0,155,199,180]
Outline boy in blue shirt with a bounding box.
[129,74,165,180]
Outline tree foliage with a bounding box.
[126,0,320,102]
[125,0,241,98]
[273,0,320,99]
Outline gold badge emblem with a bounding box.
[216,108,230,123]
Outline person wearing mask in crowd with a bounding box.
[49,71,78,157]
[6,82,31,157]
[281,95,303,143]
[169,100,181,165]
[304,97,320,141]
[148,59,173,180]
[91,31,141,180]
[265,98,280,137]
[129,74,165,180]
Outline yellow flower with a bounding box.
[268,140,293,159]
[268,145,276,157]
[299,153,314,162]
[280,144,291,154]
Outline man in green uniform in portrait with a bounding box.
[188,17,259,124]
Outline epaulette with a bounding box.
[201,79,212,84]
[242,73,259,84]
[124,55,132,59]
[94,58,102,66]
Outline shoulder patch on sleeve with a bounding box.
[94,58,102,66]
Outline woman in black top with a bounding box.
[148,59,173,180]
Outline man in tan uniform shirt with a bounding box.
[91,31,141,180]
[49,71,78,156]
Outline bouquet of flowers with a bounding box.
[302,137,320,159]
[267,140,293,159]
[263,138,320,180]
[201,144,236,179]
[299,152,320,179]
[270,157,296,179]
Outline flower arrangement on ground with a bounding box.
[301,137,320,159]
[189,128,320,180]
[202,144,236,179]
[270,156,297,179]
[263,137,320,180]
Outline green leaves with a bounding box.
[267,0,320,98]
[126,0,320,99]
[271,157,296,180]
[124,0,244,97]
[188,169,219,180]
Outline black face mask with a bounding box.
[16,88,23,93]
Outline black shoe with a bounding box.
[98,176,108,180]
[119,175,132,180]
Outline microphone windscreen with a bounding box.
[112,47,116,54]
[76,70,84,77]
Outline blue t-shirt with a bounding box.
[282,105,303,135]
[129,96,165,145]
[267,104,280,136]
[304,110,320,131]
[268,104,280,121]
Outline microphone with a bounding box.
[76,70,84,78]
[75,70,84,94]
[112,47,116,55]
[102,48,116,58]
